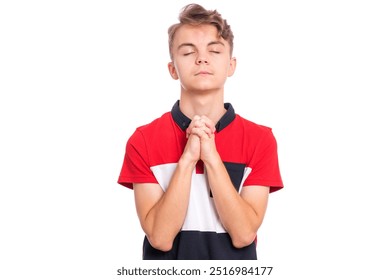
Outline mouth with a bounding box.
[195,71,212,76]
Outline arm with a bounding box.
[204,155,269,248]
[133,134,200,252]
[188,115,269,248]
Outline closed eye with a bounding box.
[183,52,195,56]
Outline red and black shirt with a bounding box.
[118,101,283,259]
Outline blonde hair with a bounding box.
[168,3,234,59]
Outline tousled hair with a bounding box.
[168,3,234,60]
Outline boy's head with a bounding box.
[168,4,234,60]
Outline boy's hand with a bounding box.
[186,115,215,138]
[186,115,218,163]
[182,132,201,164]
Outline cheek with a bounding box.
[175,62,191,75]
[173,67,188,82]
[219,61,232,75]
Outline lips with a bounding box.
[195,71,212,76]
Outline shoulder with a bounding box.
[126,112,172,145]
[130,111,174,140]
[234,114,274,138]
[135,112,172,133]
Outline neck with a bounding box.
[179,91,226,124]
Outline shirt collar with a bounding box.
[171,100,236,132]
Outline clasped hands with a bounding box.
[184,115,218,163]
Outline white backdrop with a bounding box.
[1,1,389,279]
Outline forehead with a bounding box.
[173,24,224,47]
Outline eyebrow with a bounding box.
[177,41,225,51]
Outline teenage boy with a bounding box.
[118,3,284,260]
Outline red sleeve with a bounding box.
[117,129,158,189]
[243,129,284,193]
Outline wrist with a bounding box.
[178,155,198,170]
[202,151,222,169]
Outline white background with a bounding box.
[1,0,389,279]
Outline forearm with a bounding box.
[143,158,195,251]
[204,157,261,248]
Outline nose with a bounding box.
[196,55,208,65]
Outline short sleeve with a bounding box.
[117,129,158,189]
[243,129,284,193]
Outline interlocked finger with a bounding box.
[190,126,213,138]
[186,115,216,138]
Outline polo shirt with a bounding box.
[118,101,283,259]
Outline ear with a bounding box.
[227,57,237,77]
[168,62,179,80]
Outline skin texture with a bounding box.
[133,24,270,251]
